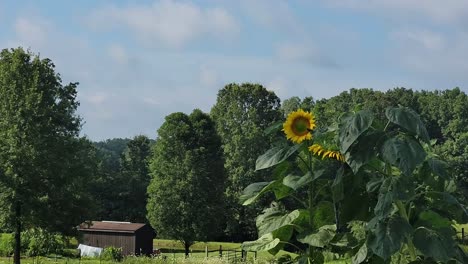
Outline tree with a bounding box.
[0,48,94,264]
[210,83,282,241]
[281,96,315,116]
[91,138,130,220]
[119,135,152,222]
[147,110,225,256]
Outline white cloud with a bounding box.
[389,28,468,75]
[107,44,128,64]
[199,65,218,87]
[274,41,339,68]
[323,0,468,25]
[143,97,160,106]
[14,16,51,48]
[82,92,111,105]
[87,0,239,48]
[266,77,288,98]
[240,0,304,36]
[391,29,446,51]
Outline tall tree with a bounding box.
[147,110,225,256]
[91,138,130,220]
[210,83,282,241]
[119,135,152,222]
[0,48,94,264]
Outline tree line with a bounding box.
[0,48,467,260]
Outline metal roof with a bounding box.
[78,221,147,233]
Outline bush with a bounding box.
[102,246,123,262]
[61,248,81,258]
[0,233,13,257]
[21,228,65,256]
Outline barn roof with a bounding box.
[78,221,147,233]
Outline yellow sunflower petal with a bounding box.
[283,109,316,143]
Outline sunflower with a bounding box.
[309,144,345,162]
[283,109,316,143]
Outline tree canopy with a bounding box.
[211,83,282,241]
[147,109,225,256]
[0,47,95,264]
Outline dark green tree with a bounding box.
[0,48,94,264]
[119,135,152,222]
[91,138,130,220]
[210,83,282,241]
[147,110,225,256]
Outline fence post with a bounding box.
[205,245,208,258]
[462,228,465,244]
[219,245,222,258]
[254,251,257,260]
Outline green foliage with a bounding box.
[21,228,65,256]
[0,233,13,257]
[102,246,123,262]
[241,105,466,263]
[211,83,282,241]
[119,135,152,222]
[0,47,96,264]
[91,136,153,222]
[147,109,225,256]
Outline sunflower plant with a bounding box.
[241,107,467,264]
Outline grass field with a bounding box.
[0,239,348,263]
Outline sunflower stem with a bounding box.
[307,143,315,261]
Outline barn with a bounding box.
[78,221,154,256]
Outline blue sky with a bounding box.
[1,0,468,140]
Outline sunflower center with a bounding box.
[292,117,310,136]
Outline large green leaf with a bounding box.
[426,157,449,180]
[297,225,337,248]
[374,177,394,219]
[352,244,368,264]
[264,121,283,135]
[239,182,269,205]
[413,227,456,262]
[240,180,293,205]
[345,131,384,174]
[332,166,345,202]
[256,143,303,171]
[292,209,311,232]
[392,175,415,201]
[417,210,452,230]
[282,172,311,190]
[339,110,374,153]
[268,225,294,255]
[366,176,384,193]
[381,135,426,176]
[385,107,430,143]
[425,191,468,222]
[242,233,281,251]
[330,232,359,248]
[367,216,412,260]
[257,209,300,236]
[282,170,324,190]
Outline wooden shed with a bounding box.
[78,221,154,256]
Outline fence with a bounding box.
[207,245,257,262]
[458,228,467,244]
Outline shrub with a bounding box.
[0,233,13,257]
[102,246,123,262]
[21,228,65,256]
